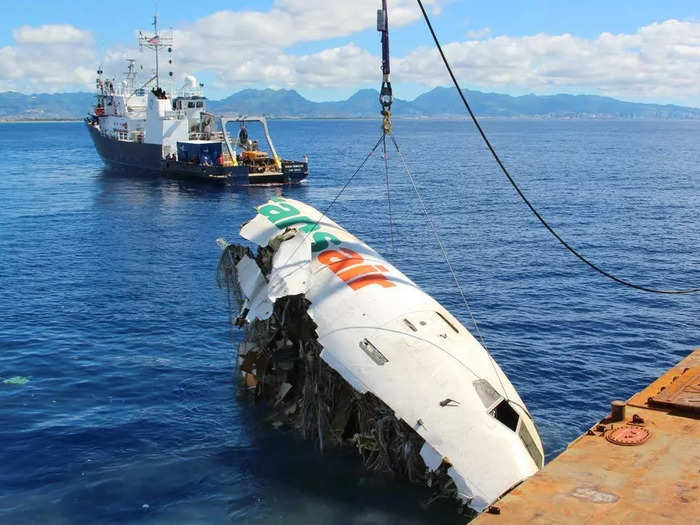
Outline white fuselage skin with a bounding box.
[236,197,545,512]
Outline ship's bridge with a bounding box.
[172,96,205,110]
[172,95,206,123]
[172,75,207,123]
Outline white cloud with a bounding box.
[0,24,95,92]
[1,8,700,105]
[12,24,93,45]
[175,0,440,52]
[394,19,700,101]
[169,0,441,86]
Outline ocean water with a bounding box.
[0,119,698,524]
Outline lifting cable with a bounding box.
[392,130,523,409]
[416,0,699,295]
[379,1,513,400]
[391,137,488,339]
[378,0,396,261]
[379,0,484,348]
[276,133,385,268]
[307,134,384,236]
[382,134,396,261]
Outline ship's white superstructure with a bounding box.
[84,15,308,183]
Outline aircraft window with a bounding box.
[519,421,544,468]
[474,379,521,431]
[491,399,519,432]
[473,379,502,411]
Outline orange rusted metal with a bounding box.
[473,347,700,525]
[628,350,700,411]
[648,369,700,413]
[605,425,651,446]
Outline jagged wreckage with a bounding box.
[216,197,544,514]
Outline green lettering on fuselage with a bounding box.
[311,231,341,252]
[260,199,340,252]
[259,202,300,223]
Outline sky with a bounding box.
[1,0,699,106]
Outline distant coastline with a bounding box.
[3,115,700,123]
[0,118,82,123]
[2,85,700,121]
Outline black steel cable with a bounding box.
[317,133,385,226]
[382,134,396,261]
[276,134,385,267]
[416,0,699,295]
[390,134,487,348]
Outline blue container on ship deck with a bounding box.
[177,141,223,163]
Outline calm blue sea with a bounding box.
[0,119,698,524]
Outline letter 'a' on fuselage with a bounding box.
[237,197,545,512]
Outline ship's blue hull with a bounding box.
[86,123,162,172]
[86,121,308,183]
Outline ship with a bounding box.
[85,16,308,184]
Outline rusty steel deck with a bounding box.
[473,348,700,524]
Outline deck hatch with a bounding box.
[648,369,700,413]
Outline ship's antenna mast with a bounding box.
[154,14,159,87]
[138,9,172,90]
[124,59,137,91]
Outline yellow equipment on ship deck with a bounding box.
[241,150,269,162]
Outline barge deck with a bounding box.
[474,347,700,524]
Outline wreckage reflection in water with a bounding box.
[217,197,544,513]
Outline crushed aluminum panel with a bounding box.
[237,342,259,357]
[268,231,312,301]
[240,212,280,246]
[420,442,444,471]
[235,255,273,321]
[236,197,544,512]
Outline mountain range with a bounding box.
[2,87,700,120]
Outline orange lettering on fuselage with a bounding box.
[348,274,395,290]
[318,247,395,291]
[317,248,362,274]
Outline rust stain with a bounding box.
[473,347,700,525]
[649,370,700,413]
[628,350,700,411]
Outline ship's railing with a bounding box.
[163,110,187,120]
[97,128,145,143]
[187,131,228,141]
[188,132,219,140]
